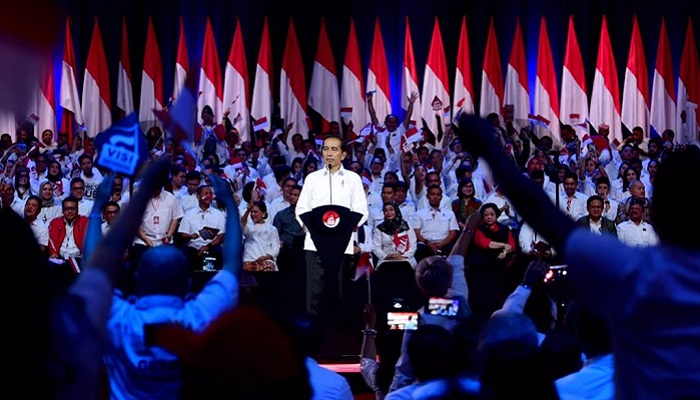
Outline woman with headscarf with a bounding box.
[37,180,62,224]
[372,202,422,324]
[373,202,417,269]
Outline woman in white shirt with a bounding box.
[371,202,422,315]
[372,202,418,268]
[241,200,280,272]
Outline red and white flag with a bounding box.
[139,16,164,131]
[480,18,504,119]
[621,16,650,137]
[251,16,273,134]
[81,17,111,137]
[402,17,422,124]
[504,17,529,124]
[401,126,423,152]
[224,17,251,142]
[252,117,270,132]
[60,17,83,137]
[197,18,224,124]
[421,17,450,146]
[308,17,340,134]
[589,16,621,143]
[678,17,700,144]
[650,17,676,139]
[35,57,56,137]
[280,18,309,149]
[340,18,367,130]
[560,16,588,132]
[367,17,392,123]
[173,17,189,102]
[352,251,374,281]
[534,16,560,140]
[453,16,475,117]
[116,17,134,116]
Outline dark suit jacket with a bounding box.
[575,215,618,237]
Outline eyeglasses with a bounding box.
[72,186,85,191]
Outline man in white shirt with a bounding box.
[268,177,297,223]
[178,185,226,272]
[552,172,588,221]
[130,184,184,278]
[78,153,104,201]
[69,177,95,216]
[296,135,368,316]
[616,200,658,247]
[414,185,459,261]
[178,170,202,214]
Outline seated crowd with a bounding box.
[1,104,698,399]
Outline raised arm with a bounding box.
[83,158,171,282]
[367,92,379,126]
[456,115,576,251]
[209,174,242,276]
[403,91,419,129]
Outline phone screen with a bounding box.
[387,312,419,330]
[428,297,459,317]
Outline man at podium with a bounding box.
[296,135,368,316]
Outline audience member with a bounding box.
[457,114,700,398]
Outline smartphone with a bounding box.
[387,311,419,330]
[544,264,568,283]
[428,297,459,317]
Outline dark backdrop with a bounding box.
[57,0,699,127]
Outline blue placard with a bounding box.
[94,113,148,177]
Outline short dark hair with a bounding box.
[185,170,202,182]
[415,256,453,297]
[70,177,85,188]
[62,196,79,208]
[25,195,42,208]
[78,153,93,164]
[322,134,348,153]
[587,195,604,208]
[102,201,120,212]
[595,176,611,187]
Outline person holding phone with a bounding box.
[457,113,700,398]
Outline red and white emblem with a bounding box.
[322,211,340,228]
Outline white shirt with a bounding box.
[550,191,589,221]
[267,196,290,223]
[133,190,184,246]
[414,207,459,242]
[77,198,94,217]
[242,221,280,268]
[38,203,62,225]
[59,219,81,258]
[373,224,418,268]
[296,166,368,254]
[556,354,615,400]
[28,218,49,246]
[80,168,104,201]
[178,206,227,250]
[616,220,659,247]
[178,192,199,215]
